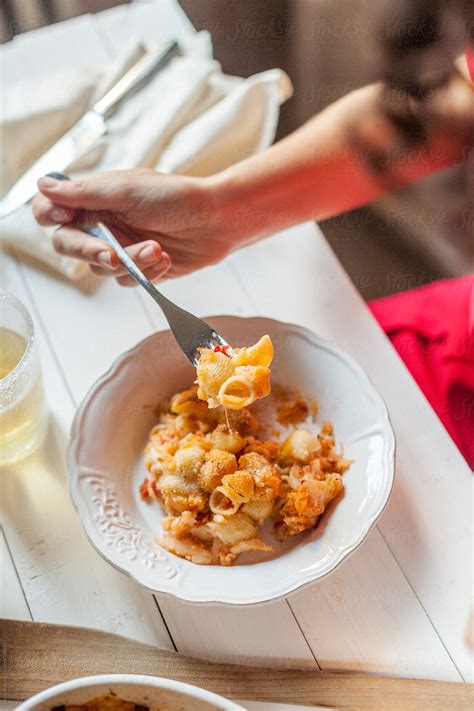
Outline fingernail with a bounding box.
[138,245,159,264]
[97,251,112,268]
[38,177,59,189]
[51,208,69,224]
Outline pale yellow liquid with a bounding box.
[0,327,47,464]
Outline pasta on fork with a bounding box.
[196,335,274,409]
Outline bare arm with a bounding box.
[210,74,473,241]
[33,72,473,283]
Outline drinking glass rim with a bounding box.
[0,291,35,388]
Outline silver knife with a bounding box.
[0,40,179,218]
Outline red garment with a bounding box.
[370,277,474,468]
[466,47,474,80]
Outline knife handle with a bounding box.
[93,40,179,119]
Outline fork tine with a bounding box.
[157,295,228,365]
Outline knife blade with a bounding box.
[0,40,179,218]
[0,112,106,218]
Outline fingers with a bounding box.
[115,252,171,286]
[52,225,164,275]
[90,240,165,277]
[32,193,75,227]
[52,226,119,268]
[37,170,143,211]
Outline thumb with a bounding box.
[37,171,139,211]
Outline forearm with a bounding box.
[209,77,473,243]
[36,73,471,284]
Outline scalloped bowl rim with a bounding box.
[68,315,395,605]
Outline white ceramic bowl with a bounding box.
[68,316,395,605]
[16,674,245,710]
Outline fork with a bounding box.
[45,172,228,365]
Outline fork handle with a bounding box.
[88,222,205,358]
[86,221,190,332]
[45,172,181,322]
[87,222,165,296]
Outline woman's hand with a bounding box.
[32,169,241,285]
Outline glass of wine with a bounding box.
[0,292,48,465]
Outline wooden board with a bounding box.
[3,620,473,711]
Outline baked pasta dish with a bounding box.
[52,693,148,710]
[140,378,352,566]
[196,335,273,409]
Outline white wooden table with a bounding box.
[1,1,472,706]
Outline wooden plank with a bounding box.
[228,223,472,680]
[16,265,155,405]
[4,620,473,711]
[158,597,317,669]
[138,260,257,328]
[289,528,461,680]
[0,528,32,621]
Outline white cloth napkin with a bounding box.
[0,34,292,279]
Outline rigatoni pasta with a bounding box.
[196,335,274,409]
[140,384,352,566]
